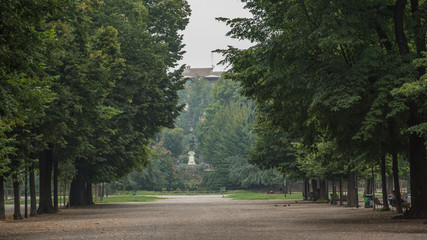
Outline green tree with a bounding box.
[176,77,214,134]
[0,0,191,214]
[65,0,190,206]
[229,155,283,189]
[248,122,303,181]
[199,101,254,189]
[31,0,126,211]
[112,140,178,191]
[0,0,67,217]
[161,128,185,157]
[197,76,255,189]
[219,0,426,217]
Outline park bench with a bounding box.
[308,192,314,201]
[308,191,320,201]
[330,194,347,204]
[374,197,384,208]
[330,193,341,204]
[389,198,411,212]
[303,192,310,200]
[338,195,347,204]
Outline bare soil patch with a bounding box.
[1,195,426,239]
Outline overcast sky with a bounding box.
[178,0,252,70]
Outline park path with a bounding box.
[1,195,426,240]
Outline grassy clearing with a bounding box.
[225,190,303,200]
[100,195,162,203]
[5,198,70,205]
[100,190,303,201]
[115,190,222,196]
[4,192,385,205]
[5,200,41,205]
[3,190,311,205]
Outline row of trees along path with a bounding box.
[0,0,190,219]
[217,0,426,218]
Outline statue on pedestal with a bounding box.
[188,137,196,165]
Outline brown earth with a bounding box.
[1,195,426,240]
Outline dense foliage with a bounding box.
[114,76,284,192]
[219,0,426,217]
[0,0,190,217]
[197,77,283,190]
[176,76,214,134]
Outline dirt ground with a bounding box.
[1,195,426,240]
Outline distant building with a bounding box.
[182,67,224,83]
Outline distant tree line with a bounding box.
[113,76,284,192]
[196,77,284,190]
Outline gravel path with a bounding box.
[1,195,426,240]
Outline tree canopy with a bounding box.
[219,0,426,217]
[0,0,191,216]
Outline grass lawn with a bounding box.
[225,190,303,200]
[106,190,303,201]
[5,200,40,205]
[94,190,304,201]
[4,191,383,204]
[116,190,222,196]
[99,195,162,203]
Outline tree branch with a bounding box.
[394,0,410,55]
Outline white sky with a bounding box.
[178,0,252,71]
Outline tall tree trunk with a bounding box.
[12,174,22,220]
[0,175,5,220]
[394,0,427,219]
[411,0,426,60]
[37,145,54,214]
[101,182,105,201]
[407,130,427,218]
[85,182,93,205]
[29,163,37,217]
[303,179,309,200]
[59,184,62,207]
[61,184,64,207]
[332,180,337,205]
[311,179,318,201]
[409,0,427,217]
[381,155,390,210]
[364,179,369,195]
[386,175,394,197]
[394,0,410,55]
[392,152,403,213]
[365,178,373,195]
[53,159,58,212]
[319,180,327,200]
[94,184,98,203]
[339,179,343,205]
[69,171,86,206]
[372,166,376,195]
[5,183,8,201]
[65,181,68,207]
[347,167,356,207]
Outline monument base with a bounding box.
[188,151,196,165]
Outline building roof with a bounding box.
[182,67,224,79]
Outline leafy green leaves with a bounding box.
[219,0,425,184]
